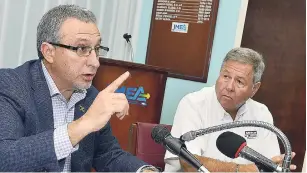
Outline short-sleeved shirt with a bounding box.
[164,86,280,172]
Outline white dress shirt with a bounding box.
[164,86,280,172]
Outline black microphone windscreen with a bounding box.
[216,131,246,158]
[151,125,170,144]
[123,33,131,39]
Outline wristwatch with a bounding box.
[235,164,240,172]
[140,165,160,172]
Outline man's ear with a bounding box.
[251,82,261,98]
[41,42,55,63]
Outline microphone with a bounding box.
[123,33,131,43]
[123,33,134,62]
[151,125,210,173]
[180,120,292,172]
[216,131,282,172]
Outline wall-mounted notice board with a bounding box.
[146,0,219,82]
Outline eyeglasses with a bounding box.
[48,42,109,57]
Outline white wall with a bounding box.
[0,0,142,68]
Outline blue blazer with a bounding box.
[0,60,147,172]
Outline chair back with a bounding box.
[128,122,172,171]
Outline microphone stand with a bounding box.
[180,120,292,172]
[123,33,134,62]
[165,137,210,173]
[198,166,210,173]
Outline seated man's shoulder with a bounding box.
[248,99,270,111]
[181,86,214,105]
[247,99,273,121]
[0,68,22,86]
[0,60,35,94]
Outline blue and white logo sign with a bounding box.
[115,86,150,106]
[171,22,189,33]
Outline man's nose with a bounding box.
[87,51,100,68]
[226,79,235,92]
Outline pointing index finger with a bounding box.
[104,71,130,93]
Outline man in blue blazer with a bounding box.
[0,4,157,172]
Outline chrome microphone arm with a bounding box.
[180,120,292,172]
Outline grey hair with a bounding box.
[37,4,97,59]
[222,47,265,83]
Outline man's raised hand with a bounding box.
[85,71,130,132]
